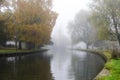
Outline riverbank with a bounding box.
[0,49,47,57]
[98,59,120,80]
[79,49,120,80]
[94,50,111,80]
[93,50,120,80]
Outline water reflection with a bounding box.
[0,49,105,80]
[0,53,53,80]
[50,49,72,80]
[49,49,105,80]
[70,50,104,80]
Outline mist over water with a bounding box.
[51,0,91,49]
[52,22,71,49]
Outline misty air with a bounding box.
[0,0,119,80]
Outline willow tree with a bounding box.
[67,10,96,48]
[7,0,57,49]
[90,0,120,46]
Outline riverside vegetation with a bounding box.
[0,0,57,50]
[97,50,120,80]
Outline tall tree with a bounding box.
[7,0,57,49]
[68,10,96,48]
[90,0,120,46]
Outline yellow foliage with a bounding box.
[6,0,58,46]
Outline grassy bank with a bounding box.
[0,48,46,57]
[98,59,120,80]
[0,49,28,54]
[92,50,120,80]
[0,49,36,54]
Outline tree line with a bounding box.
[67,0,120,58]
[68,0,120,50]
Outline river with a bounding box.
[0,49,105,80]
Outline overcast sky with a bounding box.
[51,0,91,46]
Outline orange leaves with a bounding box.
[6,0,58,46]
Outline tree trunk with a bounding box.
[18,41,22,50]
[112,14,120,47]
[114,26,120,46]
[15,40,17,51]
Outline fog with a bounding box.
[51,0,91,48]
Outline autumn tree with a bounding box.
[7,0,57,49]
[90,0,120,46]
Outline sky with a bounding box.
[51,0,91,46]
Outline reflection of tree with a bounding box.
[70,51,105,80]
[50,49,72,80]
[0,54,53,80]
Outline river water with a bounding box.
[0,49,105,80]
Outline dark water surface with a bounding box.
[0,49,105,80]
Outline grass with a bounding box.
[95,50,120,80]
[98,59,120,80]
[0,49,27,54]
[0,48,38,54]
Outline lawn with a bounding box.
[0,49,31,54]
[98,59,120,80]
